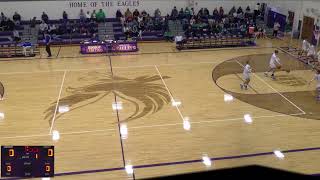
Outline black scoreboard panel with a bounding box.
[1,146,54,177]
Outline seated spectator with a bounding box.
[0,12,6,22]
[197,8,204,17]
[96,9,106,22]
[12,12,21,25]
[30,17,37,29]
[237,7,243,14]
[171,6,178,19]
[154,8,161,18]
[125,8,132,19]
[219,7,224,16]
[191,8,195,16]
[86,11,91,22]
[120,15,125,26]
[39,20,48,34]
[246,6,251,12]
[133,9,139,18]
[204,8,209,17]
[213,8,219,20]
[178,8,185,19]
[185,7,191,19]
[13,29,21,42]
[6,18,15,31]
[141,10,147,18]
[91,10,97,21]
[137,14,143,23]
[41,12,49,23]
[229,6,236,15]
[116,9,122,20]
[49,24,57,35]
[79,9,86,22]
[63,11,68,21]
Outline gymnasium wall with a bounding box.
[0,0,318,31]
[0,0,266,20]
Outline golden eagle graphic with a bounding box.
[44,71,171,125]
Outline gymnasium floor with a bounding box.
[0,38,319,179]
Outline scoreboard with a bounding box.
[1,146,54,178]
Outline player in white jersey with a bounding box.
[240,61,252,90]
[300,40,309,56]
[264,50,281,80]
[308,70,320,101]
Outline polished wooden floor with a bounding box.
[0,37,319,179]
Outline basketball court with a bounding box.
[0,39,319,179]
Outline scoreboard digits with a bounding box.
[1,146,54,178]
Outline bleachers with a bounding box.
[177,35,255,50]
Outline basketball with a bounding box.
[276,65,282,69]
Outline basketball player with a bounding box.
[300,39,309,57]
[307,45,316,64]
[264,50,281,80]
[308,70,320,101]
[240,61,253,90]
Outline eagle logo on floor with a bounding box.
[44,71,171,125]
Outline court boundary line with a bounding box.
[235,60,306,115]
[49,70,67,134]
[0,61,221,75]
[0,112,305,140]
[155,65,185,121]
[0,46,275,62]
[1,146,319,179]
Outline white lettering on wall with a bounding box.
[69,0,139,8]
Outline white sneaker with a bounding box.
[240,84,243,90]
[264,72,268,77]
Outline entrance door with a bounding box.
[301,16,315,42]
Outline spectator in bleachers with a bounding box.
[137,14,143,23]
[29,17,37,33]
[246,6,251,13]
[178,8,185,20]
[79,9,86,22]
[171,7,178,20]
[213,8,219,21]
[96,9,106,22]
[197,8,204,17]
[219,7,224,17]
[49,24,57,35]
[91,10,97,21]
[141,10,147,18]
[133,9,140,18]
[125,8,133,21]
[154,8,161,18]
[6,18,15,31]
[116,9,122,20]
[184,7,191,19]
[204,8,209,17]
[39,20,48,34]
[41,12,49,23]
[120,15,125,26]
[190,8,195,16]
[63,11,68,21]
[229,6,236,15]
[237,7,243,15]
[12,12,21,25]
[86,11,91,22]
